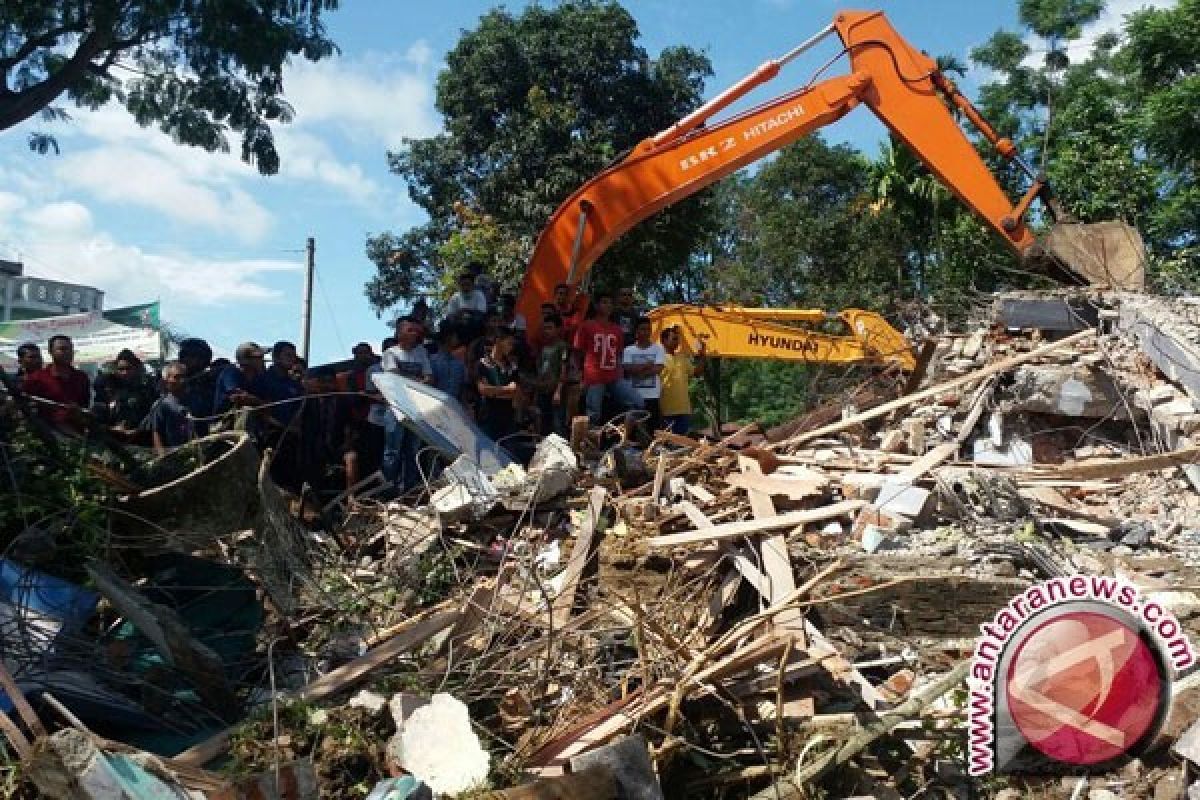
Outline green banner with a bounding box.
[0,303,163,368]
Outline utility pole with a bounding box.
[301,236,314,362]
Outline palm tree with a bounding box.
[869,138,947,294]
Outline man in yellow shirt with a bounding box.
[658,326,705,434]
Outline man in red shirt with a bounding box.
[572,291,643,425]
[23,335,91,431]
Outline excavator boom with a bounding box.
[516,9,1145,334]
[648,305,916,371]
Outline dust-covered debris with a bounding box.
[2,289,1199,799]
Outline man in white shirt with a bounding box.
[379,319,433,492]
[622,317,667,431]
[445,271,489,319]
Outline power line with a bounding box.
[313,265,347,357]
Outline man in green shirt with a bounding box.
[533,316,568,435]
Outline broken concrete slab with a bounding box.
[386,693,489,795]
[997,296,1098,332]
[874,479,933,521]
[569,734,664,800]
[1174,718,1200,767]
[1121,298,1200,400]
[1004,364,1138,419]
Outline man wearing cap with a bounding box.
[445,271,489,319]
[212,342,266,416]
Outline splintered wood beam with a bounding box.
[552,486,608,626]
[1026,445,1200,481]
[775,329,1093,448]
[647,500,865,548]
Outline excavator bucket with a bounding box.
[1041,221,1147,291]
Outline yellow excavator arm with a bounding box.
[648,305,916,371]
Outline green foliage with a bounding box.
[708,137,910,309]
[364,1,716,313]
[970,0,1199,283]
[0,426,112,580]
[1018,0,1104,41]
[0,1,339,175]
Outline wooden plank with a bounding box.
[894,377,996,483]
[724,472,828,500]
[650,455,667,503]
[528,634,791,774]
[175,602,460,767]
[0,656,45,739]
[87,562,239,720]
[1019,486,1120,526]
[552,486,607,626]
[683,483,715,504]
[739,458,797,616]
[678,501,769,596]
[480,766,617,800]
[647,500,865,548]
[775,330,1093,448]
[900,339,939,396]
[1028,445,1200,481]
[894,443,957,483]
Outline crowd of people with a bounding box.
[5,271,707,499]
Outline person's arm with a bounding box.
[648,345,666,377]
[621,347,644,377]
[152,429,167,456]
[476,376,519,399]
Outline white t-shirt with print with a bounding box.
[622,342,667,400]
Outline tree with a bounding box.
[364,1,715,314]
[0,1,339,175]
[719,136,908,311]
[1122,0,1200,280]
[970,0,1198,283]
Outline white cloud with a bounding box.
[0,192,27,218]
[56,147,273,242]
[22,201,94,238]
[1022,0,1177,65]
[273,128,382,205]
[0,200,299,308]
[282,45,440,149]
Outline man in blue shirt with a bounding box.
[430,326,467,403]
[213,342,267,416]
[257,341,305,428]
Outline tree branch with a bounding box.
[0,30,112,131]
[0,23,79,72]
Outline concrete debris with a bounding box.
[1174,718,1200,767]
[347,689,388,715]
[5,289,1200,800]
[386,693,489,795]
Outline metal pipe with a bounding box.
[778,22,838,67]
[300,237,314,362]
[650,23,837,148]
[564,201,591,286]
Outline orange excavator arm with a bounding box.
[517,9,1057,336]
[648,304,916,371]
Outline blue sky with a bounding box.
[0,0,1168,363]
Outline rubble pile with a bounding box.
[2,290,1199,799]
